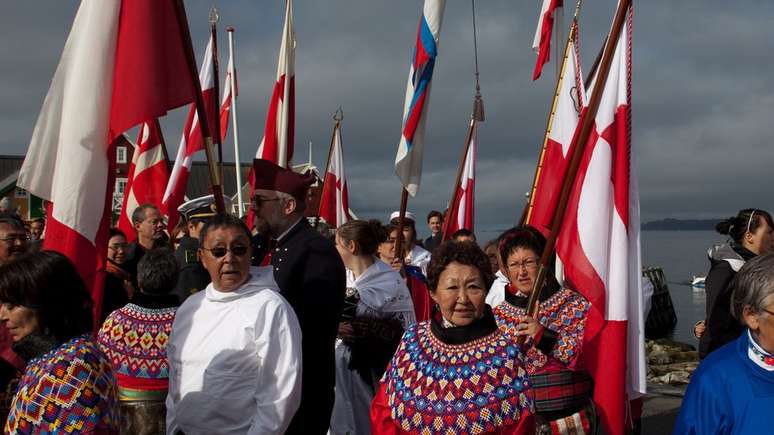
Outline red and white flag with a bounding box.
[163,34,219,231]
[553,4,644,434]
[219,48,238,144]
[318,124,351,227]
[444,125,477,235]
[526,27,585,234]
[18,0,197,299]
[117,121,170,242]
[532,0,563,80]
[247,0,295,228]
[256,0,295,166]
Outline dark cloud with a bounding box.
[2,0,773,235]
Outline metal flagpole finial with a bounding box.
[209,6,219,26]
[333,107,344,122]
[471,0,484,122]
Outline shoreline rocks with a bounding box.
[646,338,698,386]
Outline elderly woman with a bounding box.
[371,241,534,434]
[330,220,415,435]
[674,253,774,434]
[0,251,119,433]
[98,248,180,434]
[166,214,302,435]
[491,226,594,433]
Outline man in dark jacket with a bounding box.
[251,159,346,434]
[423,210,443,253]
[173,195,223,303]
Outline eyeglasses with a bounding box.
[201,245,250,258]
[252,196,281,206]
[507,258,539,271]
[0,234,29,244]
[762,308,774,317]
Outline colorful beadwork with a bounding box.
[5,335,119,434]
[493,288,589,373]
[97,303,176,383]
[382,322,533,435]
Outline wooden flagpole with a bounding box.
[392,189,410,267]
[173,0,225,214]
[523,0,632,322]
[519,0,584,226]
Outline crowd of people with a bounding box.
[0,161,773,434]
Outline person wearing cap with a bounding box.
[389,211,431,275]
[173,195,226,303]
[251,159,346,435]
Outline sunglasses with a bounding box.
[201,246,250,258]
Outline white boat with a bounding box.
[691,275,706,289]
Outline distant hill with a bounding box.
[642,218,719,231]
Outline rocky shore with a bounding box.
[646,338,698,387]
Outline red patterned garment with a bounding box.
[493,286,590,374]
[5,335,119,434]
[97,303,177,401]
[371,310,535,435]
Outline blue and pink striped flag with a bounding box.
[394,0,446,196]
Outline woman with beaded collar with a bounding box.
[491,226,595,434]
[371,241,534,434]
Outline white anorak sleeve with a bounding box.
[247,294,303,435]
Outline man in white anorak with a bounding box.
[166,214,302,435]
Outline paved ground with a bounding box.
[639,384,685,434]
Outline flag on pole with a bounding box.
[553,4,643,434]
[532,0,563,80]
[256,0,295,167]
[117,121,170,242]
[526,27,585,233]
[394,0,447,197]
[318,124,351,227]
[163,33,219,232]
[444,126,477,235]
[17,0,197,298]
[219,48,238,144]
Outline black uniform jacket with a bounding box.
[271,219,345,435]
[173,236,211,304]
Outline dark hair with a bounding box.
[385,222,418,245]
[451,228,476,241]
[109,227,126,240]
[427,210,443,223]
[31,218,45,225]
[0,213,25,231]
[199,214,253,246]
[0,251,93,342]
[427,241,494,292]
[137,248,179,295]
[131,204,159,225]
[337,219,382,256]
[498,225,547,266]
[716,209,774,244]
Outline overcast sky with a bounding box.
[2,1,773,232]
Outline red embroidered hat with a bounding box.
[252,159,315,201]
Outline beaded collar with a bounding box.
[747,330,774,371]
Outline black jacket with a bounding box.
[423,233,442,254]
[699,243,755,358]
[173,236,211,303]
[271,219,345,435]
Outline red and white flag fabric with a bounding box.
[532,0,563,80]
[162,34,219,231]
[526,27,585,234]
[318,124,351,227]
[219,49,238,144]
[394,0,447,196]
[18,0,197,298]
[117,121,170,242]
[553,4,644,434]
[256,0,295,167]
[444,125,477,235]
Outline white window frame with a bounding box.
[117,146,127,164]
